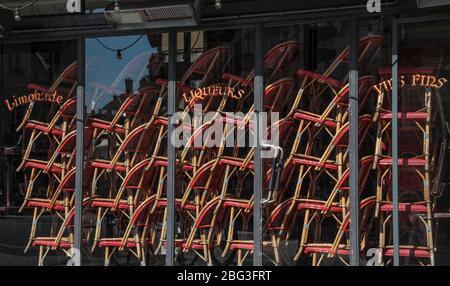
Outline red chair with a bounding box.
[90,157,167,251]
[156,46,232,115]
[223,41,302,88]
[97,195,160,266]
[19,127,94,212]
[89,86,162,143]
[89,117,168,195]
[24,164,94,253]
[287,35,383,119]
[292,157,374,262]
[180,114,254,173]
[177,193,256,266]
[31,199,90,266]
[180,157,254,212]
[282,115,372,197]
[17,62,78,132]
[297,196,376,266]
[375,158,435,266]
[220,198,297,266]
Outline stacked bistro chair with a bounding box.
[25,35,450,267]
[372,47,446,266]
[222,41,302,116]
[31,199,91,266]
[275,35,383,265]
[156,46,233,117]
[17,62,78,133]
[166,37,383,265]
[170,40,304,265]
[17,98,77,172]
[17,58,106,173]
[14,61,99,265]
[17,61,79,180]
[85,45,236,265]
[229,34,383,265]
[21,127,94,256]
[88,115,169,256]
[132,41,294,265]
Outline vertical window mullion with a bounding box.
[392,19,400,266]
[73,35,85,267]
[166,29,177,266]
[253,23,264,267]
[349,16,360,267]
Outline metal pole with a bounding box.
[253,23,264,266]
[348,16,360,266]
[73,35,85,266]
[392,20,400,266]
[166,28,176,266]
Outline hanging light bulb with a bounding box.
[114,0,120,12]
[14,8,21,22]
[214,0,222,10]
[116,49,122,60]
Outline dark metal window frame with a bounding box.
[2,8,449,267]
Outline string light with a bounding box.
[14,8,21,22]
[95,35,144,60]
[214,0,222,10]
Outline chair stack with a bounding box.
[16,62,84,265]
[372,63,441,266]
[19,36,449,267]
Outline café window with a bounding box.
[0,40,78,265]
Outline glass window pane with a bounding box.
[358,17,390,266]
[170,28,255,266]
[395,20,450,266]
[262,21,361,266]
[84,33,167,266]
[0,40,78,265]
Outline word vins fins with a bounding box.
[372,74,448,96]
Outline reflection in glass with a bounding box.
[0,40,78,265]
[85,34,168,265]
[169,29,256,266]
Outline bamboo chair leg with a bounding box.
[237,249,242,266]
[140,245,147,266]
[17,130,40,172]
[38,245,44,266]
[373,122,383,170]
[104,247,110,266]
[91,207,103,253]
[156,207,168,254]
[375,168,383,218]
[271,233,280,265]
[25,207,44,253]
[377,213,386,266]
[294,210,311,261]
[221,207,235,258]
[19,168,39,212]
[424,90,435,266]
[312,253,317,266]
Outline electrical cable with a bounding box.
[0,0,38,11]
[95,35,144,59]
